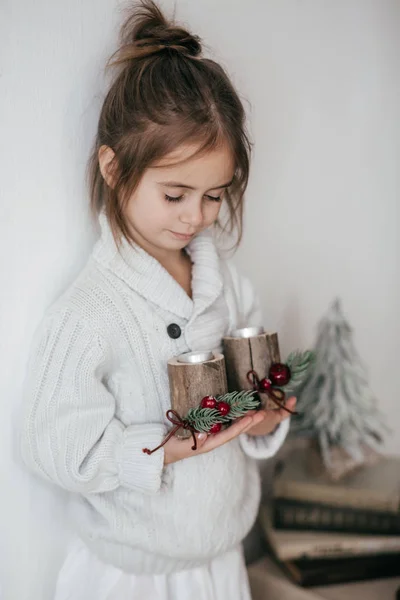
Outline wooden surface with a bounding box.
[223,332,281,410]
[248,555,400,600]
[167,353,227,437]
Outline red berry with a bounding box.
[269,363,291,386]
[200,395,217,409]
[217,401,230,416]
[259,378,272,391]
[209,423,222,434]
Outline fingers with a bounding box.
[200,412,265,452]
[164,415,258,464]
[265,396,297,424]
[164,398,298,464]
[163,431,208,464]
[196,432,208,446]
[244,397,297,437]
[277,396,297,420]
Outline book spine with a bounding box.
[274,479,399,514]
[286,554,400,587]
[274,498,400,535]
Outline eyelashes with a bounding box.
[165,194,222,203]
[164,194,183,202]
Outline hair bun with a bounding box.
[109,0,202,68]
[138,28,202,58]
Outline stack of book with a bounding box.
[259,444,400,587]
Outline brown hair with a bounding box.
[87,0,251,248]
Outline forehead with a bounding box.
[148,142,235,186]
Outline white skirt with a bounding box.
[54,537,252,600]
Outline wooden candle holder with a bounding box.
[168,351,228,438]
[223,327,283,410]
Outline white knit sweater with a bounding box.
[20,211,289,575]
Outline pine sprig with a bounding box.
[280,350,316,395]
[185,390,260,432]
[184,407,227,433]
[223,390,261,418]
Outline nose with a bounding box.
[179,199,203,229]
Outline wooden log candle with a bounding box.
[223,327,283,410]
[167,351,228,438]
[143,340,312,455]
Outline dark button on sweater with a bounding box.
[167,323,182,339]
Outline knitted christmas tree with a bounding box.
[291,298,388,480]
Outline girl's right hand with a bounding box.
[163,411,266,465]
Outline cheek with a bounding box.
[131,194,172,229]
[204,201,223,224]
[153,201,178,226]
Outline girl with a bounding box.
[20,2,296,599]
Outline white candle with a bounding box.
[177,351,215,364]
[231,326,265,339]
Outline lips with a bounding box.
[170,231,195,240]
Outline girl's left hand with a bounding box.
[244,396,297,437]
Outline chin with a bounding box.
[168,239,190,249]
[154,235,187,251]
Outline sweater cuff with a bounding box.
[118,423,167,494]
[239,418,290,459]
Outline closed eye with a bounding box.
[165,193,221,203]
[165,194,184,202]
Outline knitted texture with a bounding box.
[20,212,289,574]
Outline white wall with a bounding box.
[1,1,399,598]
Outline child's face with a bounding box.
[124,142,235,255]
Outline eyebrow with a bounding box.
[157,179,233,190]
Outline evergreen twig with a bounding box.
[280,350,316,395]
[185,390,260,432]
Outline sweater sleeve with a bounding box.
[20,309,167,495]
[226,262,290,460]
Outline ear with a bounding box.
[98,145,118,188]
